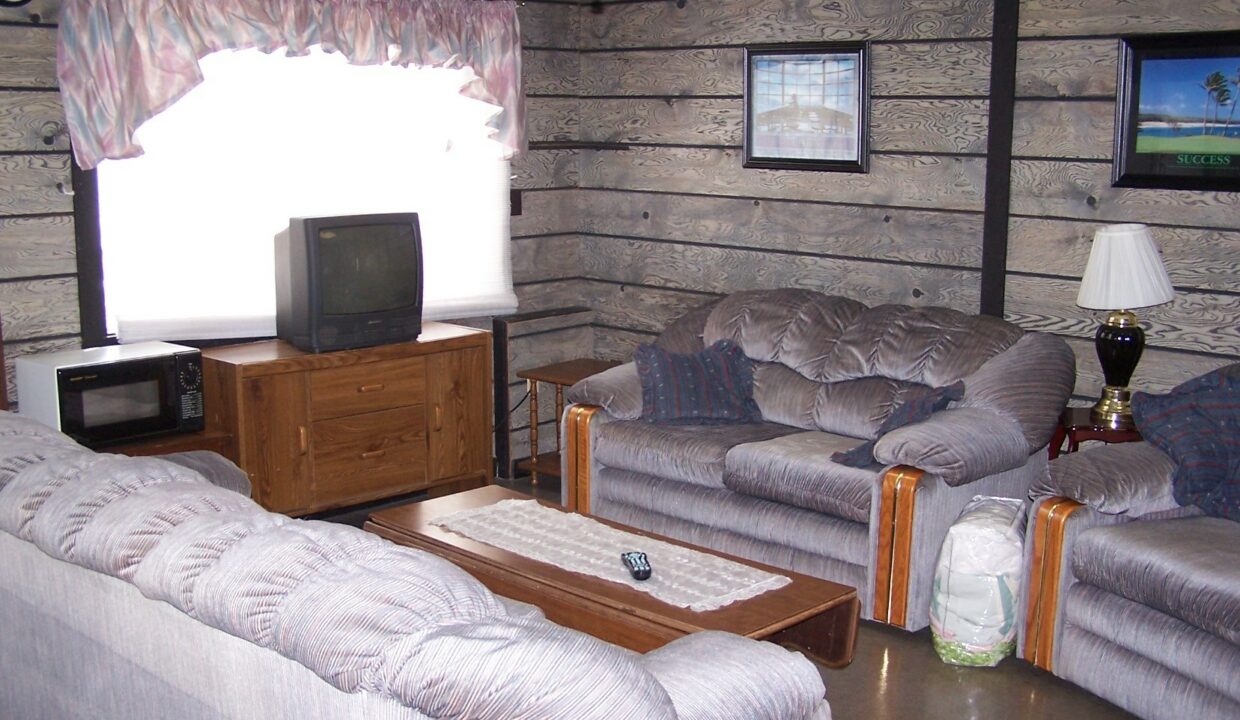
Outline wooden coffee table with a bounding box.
[364,485,859,667]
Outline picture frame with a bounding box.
[1113,31,1240,191]
[743,42,869,172]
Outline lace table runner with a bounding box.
[430,499,790,612]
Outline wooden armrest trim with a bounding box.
[1022,496,1083,671]
[873,466,924,627]
[564,405,602,513]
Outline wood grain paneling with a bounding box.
[0,1,59,24]
[1005,275,1240,357]
[870,99,989,154]
[514,278,591,313]
[0,215,75,279]
[569,279,718,336]
[1015,39,1118,98]
[0,154,73,215]
[1020,0,1240,37]
[510,188,583,237]
[1012,100,1112,159]
[0,92,69,152]
[506,324,594,385]
[579,98,739,146]
[580,48,744,97]
[0,277,79,340]
[580,189,983,267]
[578,0,992,49]
[1007,217,1240,293]
[1010,160,1240,226]
[581,147,988,212]
[580,238,982,312]
[579,97,989,154]
[526,97,579,143]
[593,325,656,361]
[1063,337,1231,399]
[524,49,580,96]
[518,2,579,50]
[579,43,992,99]
[511,234,581,284]
[0,26,57,88]
[512,148,578,190]
[871,42,992,97]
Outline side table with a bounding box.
[1048,406,1142,460]
[516,358,619,485]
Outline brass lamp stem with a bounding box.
[1091,309,1144,431]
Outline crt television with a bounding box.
[275,212,424,353]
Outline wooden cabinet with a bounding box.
[202,323,492,516]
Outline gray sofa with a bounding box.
[564,289,1075,630]
[0,411,831,720]
[1019,440,1240,720]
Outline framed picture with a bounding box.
[743,42,869,172]
[1113,31,1240,191]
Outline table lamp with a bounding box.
[1075,223,1175,430]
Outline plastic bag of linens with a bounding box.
[930,495,1027,667]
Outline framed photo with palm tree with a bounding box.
[1113,31,1240,191]
[743,42,869,172]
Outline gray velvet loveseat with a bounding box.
[1019,414,1239,716]
[563,289,1075,630]
[0,411,831,720]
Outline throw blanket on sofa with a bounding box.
[1132,363,1240,521]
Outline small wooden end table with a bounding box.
[1048,406,1142,460]
[516,359,619,484]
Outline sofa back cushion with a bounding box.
[701,289,1024,437]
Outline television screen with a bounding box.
[317,223,421,315]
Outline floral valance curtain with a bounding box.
[57,0,524,170]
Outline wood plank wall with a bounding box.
[512,0,1239,412]
[0,1,79,404]
[1010,0,1239,399]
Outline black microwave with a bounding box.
[15,342,205,448]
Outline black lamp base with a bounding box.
[1091,309,1144,431]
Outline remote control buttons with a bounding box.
[621,551,652,581]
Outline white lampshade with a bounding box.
[1076,224,1175,310]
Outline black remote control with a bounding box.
[621,551,652,581]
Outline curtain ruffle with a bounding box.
[57,0,524,170]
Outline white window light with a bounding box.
[96,46,516,343]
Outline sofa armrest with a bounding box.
[640,631,829,720]
[960,332,1077,451]
[874,407,1030,486]
[565,363,642,420]
[1030,441,1180,516]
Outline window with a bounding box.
[88,47,516,344]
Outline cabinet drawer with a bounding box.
[312,406,428,505]
[310,357,426,420]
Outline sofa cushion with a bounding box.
[724,431,876,523]
[634,340,761,424]
[831,381,965,467]
[753,364,934,439]
[703,289,1022,387]
[1031,441,1180,516]
[593,421,799,488]
[1072,516,1240,644]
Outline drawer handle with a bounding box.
[360,449,387,460]
[358,383,385,393]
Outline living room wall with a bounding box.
[0,1,1235,462]
[512,0,1239,415]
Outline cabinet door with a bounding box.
[240,373,311,513]
[425,346,490,482]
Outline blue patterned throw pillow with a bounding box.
[633,340,762,424]
[832,380,967,468]
[1132,363,1240,522]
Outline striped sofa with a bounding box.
[0,411,830,720]
[1019,440,1240,719]
[563,289,1075,630]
